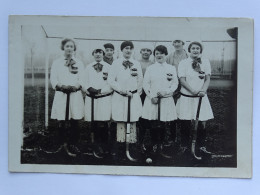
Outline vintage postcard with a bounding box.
[8,16,253,178]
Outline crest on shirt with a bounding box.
[166,73,173,81]
[130,68,138,77]
[103,72,108,80]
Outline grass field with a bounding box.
[21,78,237,167]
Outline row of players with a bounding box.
[49,38,214,162]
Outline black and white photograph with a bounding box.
[8,16,253,177]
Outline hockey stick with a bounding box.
[90,95,104,159]
[125,95,137,162]
[41,90,71,155]
[191,96,203,160]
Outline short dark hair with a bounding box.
[61,38,77,51]
[173,40,185,45]
[104,43,114,50]
[188,41,203,53]
[121,41,134,51]
[92,49,105,56]
[153,45,168,56]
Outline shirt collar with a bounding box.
[93,60,104,65]
[190,55,202,61]
[103,56,113,63]
[123,57,133,62]
[155,61,167,67]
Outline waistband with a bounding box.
[115,90,138,97]
[86,91,113,99]
[56,87,82,94]
[180,92,200,98]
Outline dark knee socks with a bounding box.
[197,122,207,148]
[180,120,191,148]
[58,120,79,145]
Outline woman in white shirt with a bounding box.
[142,45,178,159]
[108,41,143,159]
[138,43,154,153]
[176,41,214,159]
[50,38,84,157]
[81,46,113,158]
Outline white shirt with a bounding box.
[108,57,143,122]
[82,60,112,95]
[50,56,84,120]
[82,60,112,121]
[50,56,84,89]
[142,62,178,121]
[108,57,143,95]
[176,57,213,121]
[178,57,211,95]
[143,62,178,99]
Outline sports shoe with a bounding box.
[200,147,212,154]
[141,144,147,153]
[110,146,117,156]
[152,144,158,153]
[82,147,93,156]
[152,144,162,153]
[163,141,172,147]
[178,146,188,154]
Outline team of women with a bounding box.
[49,38,214,163]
